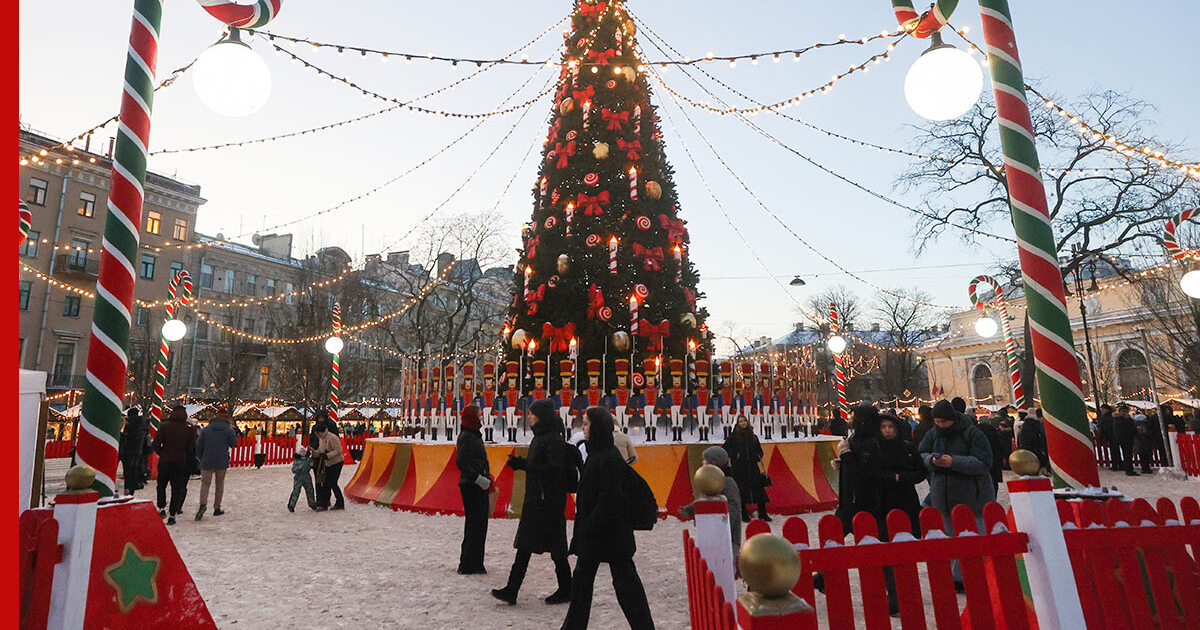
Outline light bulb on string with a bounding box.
[192,27,272,117]
[903,31,982,121]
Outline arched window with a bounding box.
[972,364,994,402]
[1116,349,1149,399]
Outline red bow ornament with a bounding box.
[542,322,576,353]
[546,119,562,145]
[586,284,606,319]
[683,287,697,312]
[638,319,671,350]
[632,243,664,271]
[580,2,607,17]
[572,85,595,103]
[588,49,616,65]
[555,141,576,169]
[617,138,642,161]
[602,108,629,131]
[658,214,688,245]
[524,235,540,259]
[526,285,546,315]
[576,191,610,217]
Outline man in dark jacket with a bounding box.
[456,405,491,575]
[1017,409,1049,471]
[561,406,654,630]
[151,406,196,525]
[118,407,148,495]
[1112,404,1138,476]
[1096,404,1114,460]
[195,416,238,521]
[492,398,574,605]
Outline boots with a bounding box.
[485,428,493,442]
[490,586,518,606]
[431,428,439,441]
[446,427,453,441]
[759,503,772,522]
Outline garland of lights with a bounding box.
[345,331,504,362]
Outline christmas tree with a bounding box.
[505,0,708,389]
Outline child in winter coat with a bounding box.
[288,448,317,512]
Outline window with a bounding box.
[169,260,183,280]
[265,278,276,295]
[196,320,209,340]
[20,230,39,257]
[18,338,25,367]
[53,343,75,382]
[244,318,256,335]
[135,306,149,326]
[140,254,156,279]
[245,274,257,296]
[145,210,161,234]
[259,365,270,389]
[1117,349,1150,399]
[69,238,90,267]
[173,218,188,241]
[19,281,32,310]
[224,270,235,293]
[285,282,294,304]
[63,295,81,317]
[78,192,96,217]
[971,363,994,402]
[28,178,48,206]
[200,263,213,289]
[193,360,206,386]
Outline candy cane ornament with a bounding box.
[148,270,195,434]
[195,0,282,28]
[1163,208,1197,260]
[968,275,1026,411]
[18,199,32,248]
[889,0,1097,488]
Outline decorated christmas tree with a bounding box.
[505,0,708,391]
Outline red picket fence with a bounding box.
[228,436,303,468]
[1057,496,1200,630]
[18,509,59,628]
[683,530,738,630]
[1093,442,1167,468]
[1177,433,1200,477]
[43,440,74,459]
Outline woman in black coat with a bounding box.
[878,414,926,536]
[456,406,491,575]
[118,407,148,495]
[723,414,769,522]
[834,405,885,534]
[492,398,574,605]
[561,407,654,630]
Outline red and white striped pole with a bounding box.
[328,302,342,423]
[148,270,194,434]
[829,301,848,422]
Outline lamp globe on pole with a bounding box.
[325,335,344,355]
[1180,269,1200,299]
[904,32,983,121]
[161,318,187,342]
[975,316,999,338]
[827,335,847,354]
[192,28,272,117]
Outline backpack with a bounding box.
[623,463,659,531]
[563,441,584,493]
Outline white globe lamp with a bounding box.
[324,336,344,355]
[827,335,847,354]
[161,318,187,342]
[975,316,999,338]
[192,28,272,117]
[1181,269,1200,299]
[904,32,983,121]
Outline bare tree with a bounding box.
[1126,268,1200,393]
[803,285,862,330]
[872,288,942,398]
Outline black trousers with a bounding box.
[504,548,571,594]
[561,555,654,630]
[1114,439,1136,473]
[458,485,490,572]
[155,460,190,515]
[317,462,345,508]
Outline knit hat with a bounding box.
[932,400,958,421]
[701,446,730,469]
[460,405,482,431]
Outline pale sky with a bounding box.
[19,1,1199,354]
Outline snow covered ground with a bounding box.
[74,460,1196,629]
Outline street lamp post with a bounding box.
[1068,248,1104,412]
[968,275,1026,411]
[148,270,195,434]
[326,302,343,424]
[828,302,848,423]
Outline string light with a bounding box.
[19,262,96,298]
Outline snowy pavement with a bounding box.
[129,462,1197,629]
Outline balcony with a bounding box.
[241,342,269,357]
[53,254,99,278]
[48,373,87,389]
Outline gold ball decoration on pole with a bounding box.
[65,464,97,491]
[693,464,726,497]
[1008,449,1042,476]
[738,533,802,599]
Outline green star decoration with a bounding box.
[102,542,161,613]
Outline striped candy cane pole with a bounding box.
[19,199,33,248]
[75,0,163,496]
[148,270,194,434]
[829,301,848,422]
[196,0,282,28]
[1163,208,1197,260]
[969,275,1026,411]
[329,302,341,423]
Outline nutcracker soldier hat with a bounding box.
[670,358,684,376]
[533,360,547,377]
[420,366,429,379]
[505,360,519,381]
[462,363,474,379]
[719,360,732,378]
[444,364,455,382]
[759,362,771,379]
[615,358,630,375]
[432,365,442,380]
[739,362,753,382]
[586,358,602,377]
[695,359,710,380]
[482,362,495,379]
[642,358,658,375]
[560,359,576,377]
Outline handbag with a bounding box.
[757,461,773,487]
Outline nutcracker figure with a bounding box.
[482,362,497,442]
[719,360,734,438]
[430,365,443,441]
[643,358,660,442]
[418,366,430,440]
[758,363,774,440]
[737,361,754,431]
[531,360,548,402]
[613,358,632,432]
[585,359,603,407]
[695,359,711,441]
[668,359,686,441]
[504,360,520,442]
[558,359,576,427]
[444,364,457,441]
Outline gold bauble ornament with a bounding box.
[624,19,636,36]
[621,66,636,82]
[65,464,96,491]
[680,312,697,328]
[556,254,570,275]
[1008,449,1042,476]
[645,181,662,199]
[593,142,610,159]
[612,330,631,352]
[559,97,575,115]
[738,534,802,599]
[693,464,725,497]
[511,328,528,350]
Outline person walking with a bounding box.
[560,406,654,630]
[1133,413,1155,474]
[312,416,346,510]
[118,407,148,496]
[677,446,741,559]
[1096,404,1115,466]
[195,415,238,520]
[1111,404,1138,476]
[919,400,995,587]
[878,414,926,535]
[493,399,575,604]
[723,415,770,522]
[287,447,317,512]
[834,405,885,534]
[457,405,492,576]
[151,406,196,525]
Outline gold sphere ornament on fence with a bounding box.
[739,533,803,599]
[611,330,630,352]
[693,464,726,497]
[593,142,610,159]
[1008,449,1041,476]
[65,465,96,491]
[511,328,527,350]
[645,181,662,199]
